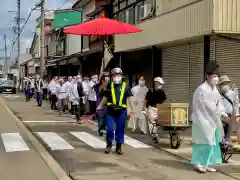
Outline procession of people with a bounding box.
[21,63,240,173]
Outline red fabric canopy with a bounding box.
[64,15,143,35]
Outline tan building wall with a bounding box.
[156,0,199,15]
[114,0,213,52]
[213,0,240,33]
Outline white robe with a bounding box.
[88,81,97,102]
[57,83,67,100]
[129,85,148,133]
[71,83,80,105]
[192,81,224,145]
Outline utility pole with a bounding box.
[4,34,8,74]
[17,0,21,89]
[40,0,45,78]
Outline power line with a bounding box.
[57,0,70,10]
[11,6,37,48]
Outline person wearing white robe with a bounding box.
[218,76,239,143]
[82,76,91,114]
[65,76,73,112]
[56,79,67,114]
[191,61,225,173]
[89,75,98,114]
[130,76,148,134]
[71,78,83,123]
[48,78,58,110]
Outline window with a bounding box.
[135,2,143,24]
[119,1,126,9]
[118,10,126,22]
[113,5,118,13]
[125,7,135,24]
[127,0,136,6]
[113,0,118,5]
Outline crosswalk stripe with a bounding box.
[70,132,106,149]
[1,133,30,152]
[124,135,152,148]
[36,132,74,150]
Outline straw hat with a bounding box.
[218,75,231,84]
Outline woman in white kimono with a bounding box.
[191,61,225,173]
[130,76,148,134]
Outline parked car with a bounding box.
[0,80,16,94]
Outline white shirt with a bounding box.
[57,83,67,99]
[71,83,80,105]
[88,81,97,102]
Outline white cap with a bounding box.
[154,77,164,84]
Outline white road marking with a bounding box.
[4,95,20,98]
[36,132,74,150]
[70,132,106,149]
[23,120,76,123]
[124,135,152,148]
[1,133,30,152]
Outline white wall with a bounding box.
[66,34,82,55]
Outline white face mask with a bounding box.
[221,85,230,93]
[139,80,145,86]
[154,82,162,90]
[209,76,219,85]
[113,76,122,84]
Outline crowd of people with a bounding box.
[21,63,240,173]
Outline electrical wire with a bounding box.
[10,0,70,59]
[56,0,70,10]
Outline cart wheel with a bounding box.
[170,133,181,149]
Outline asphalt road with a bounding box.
[2,93,240,180]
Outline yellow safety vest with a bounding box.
[107,82,127,108]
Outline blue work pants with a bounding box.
[97,110,106,132]
[36,91,42,106]
[106,109,127,145]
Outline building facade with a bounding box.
[113,0,240,106]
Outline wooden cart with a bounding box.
[153,103,190,149]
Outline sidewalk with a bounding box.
[0,97,69,180]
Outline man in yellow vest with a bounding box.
[97,68,135,155]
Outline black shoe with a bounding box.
[105,144,112,154]
[116,142,124,155]
[99,132,104,136]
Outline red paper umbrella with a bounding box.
[64,14,143,35]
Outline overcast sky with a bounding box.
[0,0,75,64]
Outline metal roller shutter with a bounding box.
[189,42,204,106]
[210,40,215,61]
[215,38,240,87]
[162,45,189,103]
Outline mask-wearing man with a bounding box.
[191,61,225,173]
[130,76,148,134]
[88,75,98,115]
[48,78,58,110]
[34,75,43,107]
[66,76,73,113]
[97,67,135,155]
[56,78,67,114]
[218,75,239,144]
[71,77,83,123]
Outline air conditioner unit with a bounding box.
[34,53,39,58]
[140,4,152,20]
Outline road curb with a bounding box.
[0,97,72,180]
